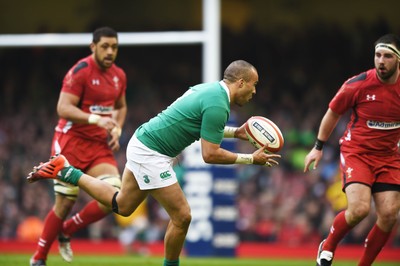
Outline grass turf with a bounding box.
[0,254,399,266]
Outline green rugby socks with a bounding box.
[60,166,83,185]
[163,259,179,266]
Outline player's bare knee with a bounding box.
[116,204,135,217]
[115,201,136,217]
[173,209,192,230]
[116,209,132,217]
[110,190,141,216]
[377,208,399,228]
[54,196,75,218]
[348,204,370,222]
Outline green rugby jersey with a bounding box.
[135,81,230,157]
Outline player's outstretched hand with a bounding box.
[252,144,281,166]
[304,148,323,172]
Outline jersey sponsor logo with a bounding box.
[366,94,376,101]
[160,170,171,179]
[366,120,400,130]
[92,79,100,85]
[89,105,114,114]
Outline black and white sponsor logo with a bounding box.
[253,121,275,142]
[366,120,400,130]
[89,105,113,114]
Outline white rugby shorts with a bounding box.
[126,135,178,190]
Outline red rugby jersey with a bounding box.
[329,69,400,155]
[55,55,127,142]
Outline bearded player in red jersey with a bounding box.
[304,33,400,266]
[30,27,127,266]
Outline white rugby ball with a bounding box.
[245,116,284,153]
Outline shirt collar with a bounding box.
[219,80,231,103]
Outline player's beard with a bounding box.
[95,53,114,70]
[376,64,397,81]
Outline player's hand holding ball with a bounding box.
[245,116,284,166]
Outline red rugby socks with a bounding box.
[62,200,108,236]
[32,210,63,261]
[323,211,353,252]
[359,224,391,266]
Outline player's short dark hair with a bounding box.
[223,60,257,82]
[374,34,400,50]
[92,27,118,44]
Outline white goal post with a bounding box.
[0,0,220,83]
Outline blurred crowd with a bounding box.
[0,20,399,249]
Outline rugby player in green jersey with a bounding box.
[28,60,281,266]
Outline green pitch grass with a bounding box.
[0,254,398,266]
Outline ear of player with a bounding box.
[245,116,284,153]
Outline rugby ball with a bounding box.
[245,116,284,153]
